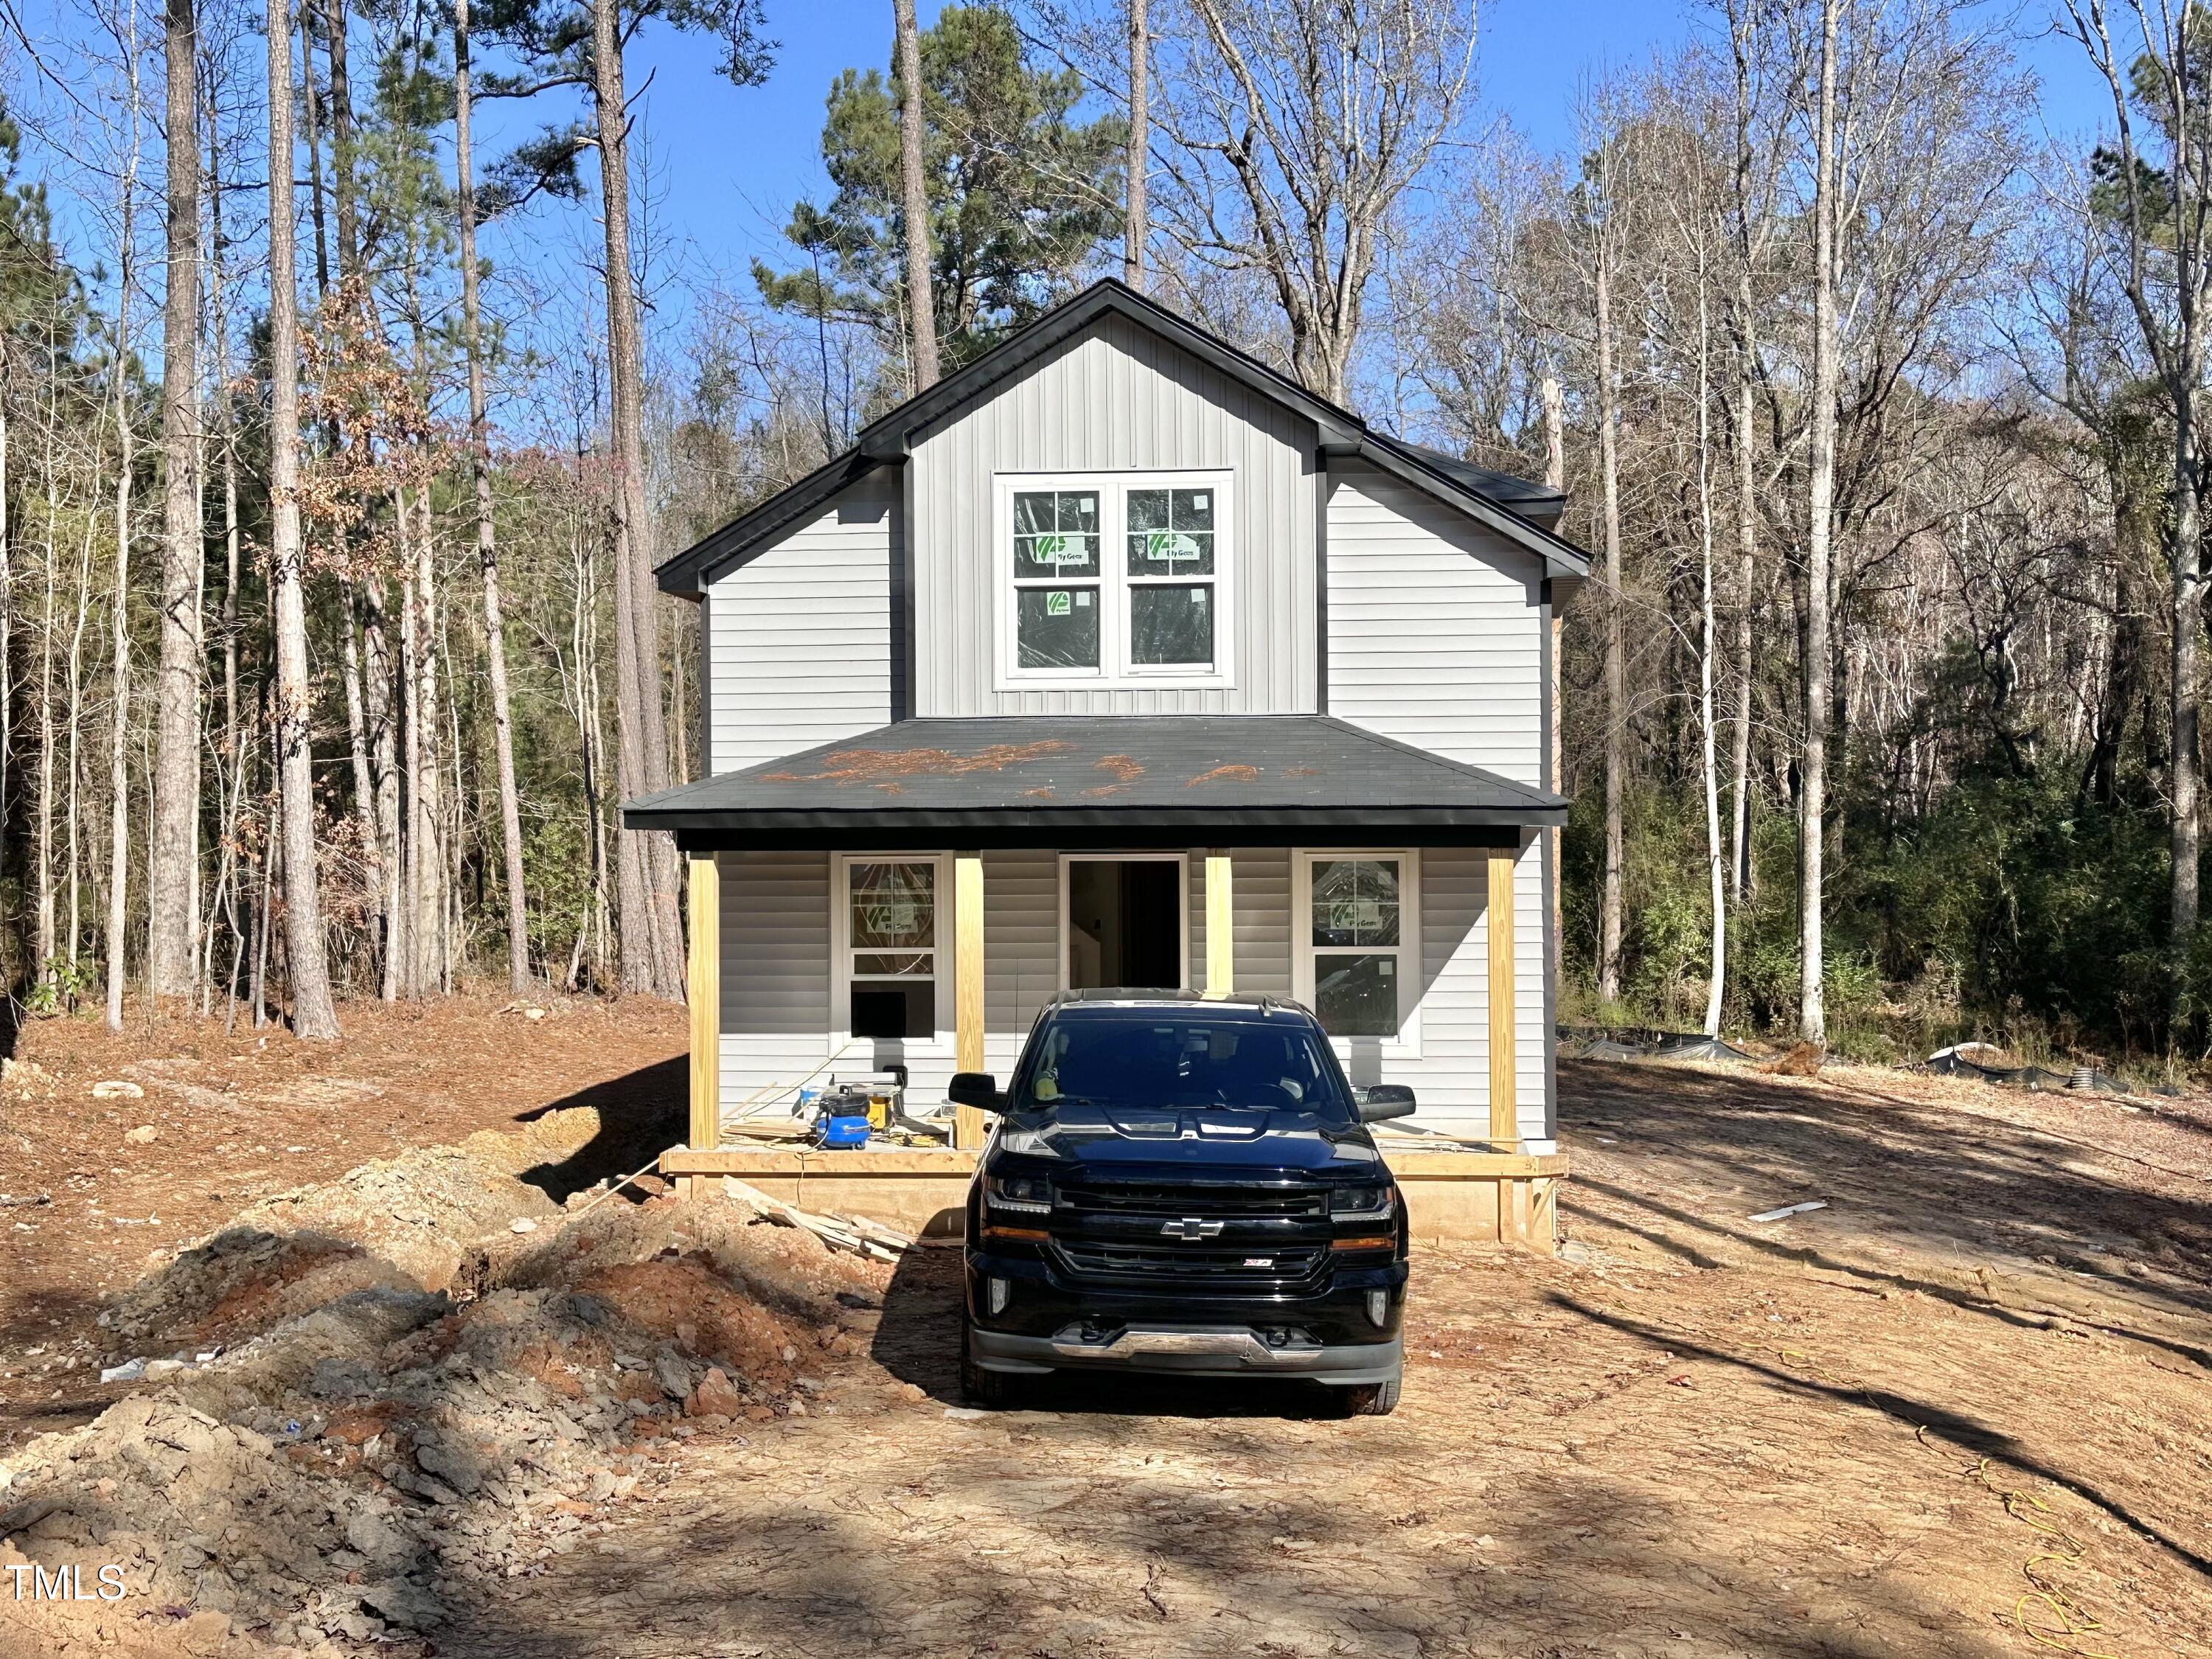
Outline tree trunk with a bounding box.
[365,573,400,998]
[1541,370,1565,1000]
[2174,412,2204,964]
[148,0,203,999]
[454,0,532,992]
[398,552,425,997]
[1124,0,1148,289]
[591,0,686,999]
[1800,0,1838,1046]
[410,487,447,994]
[1731,369,1756,900]
[1595,234,1626,1006]
[319,0,360,285]
[34,385,57,975]
[1694,262,1725,1037]
[894,0,939,389]
[105,97,140,1034]
[339,578,379,919]
[267,0,341,1039]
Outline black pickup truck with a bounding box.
[949,990,1414,1415]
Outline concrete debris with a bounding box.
[98,1080,148,1101]
[0,1101,889,1654]
[122,1122,159,1142]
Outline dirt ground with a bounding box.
[0,995,687,1450]
[4,1002,2210,1658]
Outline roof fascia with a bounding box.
[659,446,887,599]
[1339,437,1593,581]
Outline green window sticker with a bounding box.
[1046,591,1071,616]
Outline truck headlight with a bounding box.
[1329,1184,1395,1222]
[984,1174,1053,1214]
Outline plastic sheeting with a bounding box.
[1920,1044,2131,1096]
[1557,1026,1760,1064]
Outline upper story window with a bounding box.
[998,472,1233,689]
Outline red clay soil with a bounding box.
[0,992,685,1450]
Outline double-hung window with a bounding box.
[1000,473,1231,687]
[838,856,942,1042]
[1293,851,1420,1049]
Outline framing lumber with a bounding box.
[1204,851,1234,996]
[687,854,722,1170]
[954,852,986,1149]
[1488,847,1517,1144]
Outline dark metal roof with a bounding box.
[1397,442,1565,526]
[655,279,1589,597]
[623,715,1565,850]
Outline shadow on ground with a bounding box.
[512,1056,686,1203]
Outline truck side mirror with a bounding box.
[1356,1084,1416,1123]
[947,1072,1001,1111]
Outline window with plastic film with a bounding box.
[1125,487,1216,667]
[845,859,937,1040]
[1011,490,1101,669]
[998,474,1231,686]
[1305,857,1410,1039]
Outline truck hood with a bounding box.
[1001,1102,1382,1175]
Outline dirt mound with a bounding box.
[1,1109,878,1655]
[107,1114,601,1360]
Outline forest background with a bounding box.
[0,0,2206,1075]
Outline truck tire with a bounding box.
[1335,1375,1400,1416]
[959,1321,1031,1408]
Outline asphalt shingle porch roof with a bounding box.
[624,716,1565,850]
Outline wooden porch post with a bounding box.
[1487,846,1517,1146]
[687,853,723,1179]
[954,852,986,1149]
[1203,851,1234,996]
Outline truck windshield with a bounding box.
[1009,1011,1356,1125]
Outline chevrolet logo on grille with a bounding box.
[1161,1218,1225,1239]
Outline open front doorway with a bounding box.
[1062,855,1187,991]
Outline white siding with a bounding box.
[908,313,1319,716]
[704,470,902,773]
[714,842,1545,1141]
[716,851,832,1123]
[1324,459,1554,1141]
[1324,460,1543,780]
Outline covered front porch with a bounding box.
[625,715,1571,1250]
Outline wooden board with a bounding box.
[1205,852,1234,996]
[954,853,986,1150]
[687,854,722,1159]
[1487,848,1517,1143]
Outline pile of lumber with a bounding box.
[722,1177,917,1262]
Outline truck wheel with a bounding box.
[959,1322,1029,1408]
[1335,1376,1400,1416]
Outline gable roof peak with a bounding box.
[655,276,1588,597]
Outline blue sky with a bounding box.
[487,0,2118,296]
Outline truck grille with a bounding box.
[1054,1238,1329,1286]
[1048,1178,1332,1290]
[1054,1181,1327,1219]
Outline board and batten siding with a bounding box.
[907,313,1320,716]
[703,468,903,774]
[1324,459,1555,1142]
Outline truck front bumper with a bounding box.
[969,1322,1403,1385]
